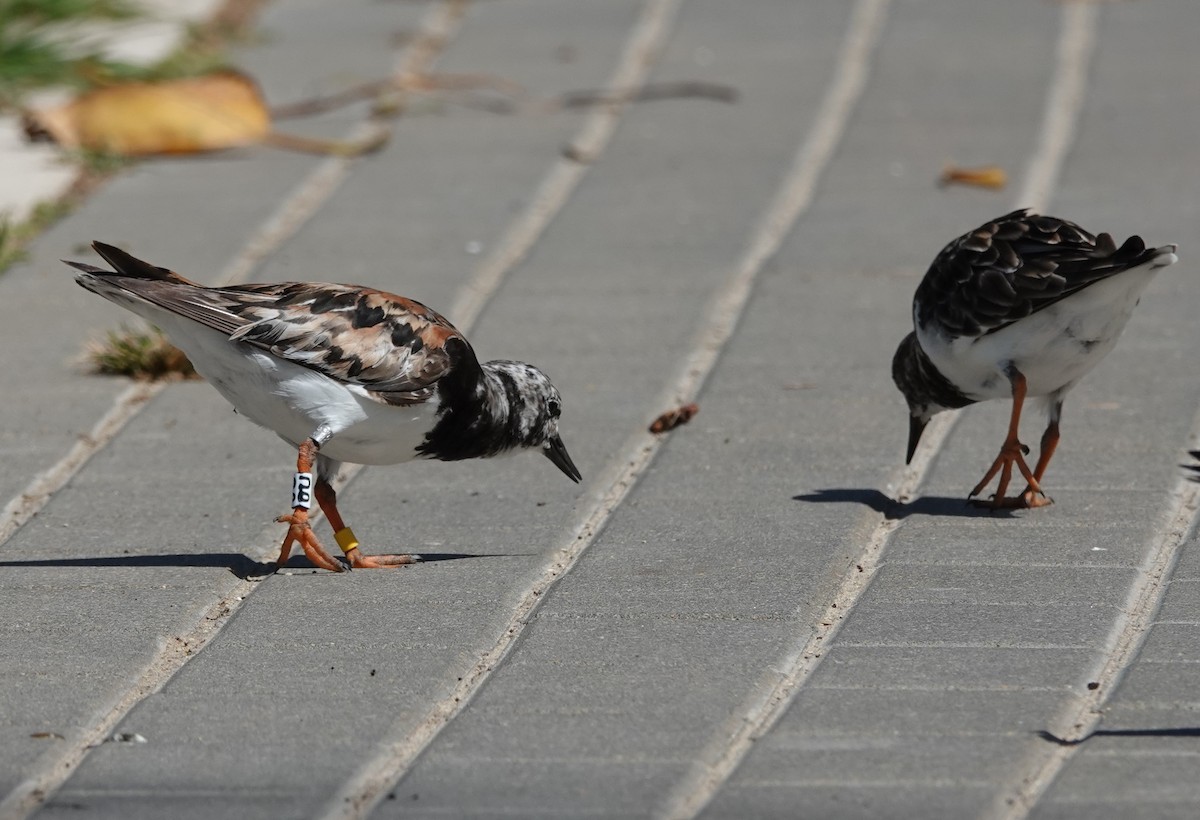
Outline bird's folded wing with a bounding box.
[221,283,466,403]
[78,241,469,404]
[915,208,1154,338]
[116,277,464,404]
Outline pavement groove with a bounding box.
[0,383,157,548]
[1017,2,1096,218]
[0,2,467,817]
[985,408,1200,820]
[6,0,703,817]
[0,0,461,563]
[355,1,880,814]
[0,109,375,571]
[660,3,1095,817]
[652,1,898,813]
[448,0,684,334]
[318,0,690,815]
[685,0,1200,816]
[1,0,1197,817]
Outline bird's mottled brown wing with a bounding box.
[914,209,1158,338]
[220,283,468,404]
[84,242,470,405]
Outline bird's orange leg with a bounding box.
[1016,418,1060,508]
[314,478,419,569]
[275,438,346,572]
[969,369,1048,509]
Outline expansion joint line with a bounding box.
[984,408,1200,820]
[0,4,467,820]
[654,0,893,815]
[318,0,689,817]
[657,2,1099,818]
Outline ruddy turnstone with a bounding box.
[892,209,1177,508]
[69,242,581,571]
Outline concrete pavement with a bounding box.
[1,0,1198,818]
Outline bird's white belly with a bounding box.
[160,322,440,465]
[918,266,1157,401]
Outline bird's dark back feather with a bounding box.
[915,209,1164,338]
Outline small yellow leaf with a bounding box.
[938,164,1008,190]
[27,71,271,156]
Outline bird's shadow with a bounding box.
[794,488,1019,520]
[0,551,509,580]
[1038,727,1200,746]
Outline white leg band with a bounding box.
[292,472,314,509]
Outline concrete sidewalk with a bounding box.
[1,0,1198,818]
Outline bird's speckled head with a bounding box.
[480,361,581,482]
[892,333,974,463]
[482,361,561,443]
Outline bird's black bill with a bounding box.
[544,435,582,483]
[906,415,928,464]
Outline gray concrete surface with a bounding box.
[1,0,1198,818]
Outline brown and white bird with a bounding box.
[69,242,581,571]
[892,210,1177,508]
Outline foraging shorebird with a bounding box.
[892,210,1177,508]
[70,242,581,571]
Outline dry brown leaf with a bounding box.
[25,71,271,156]
[649,403,699,434]
[938,164,1008,191]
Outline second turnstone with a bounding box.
[69,243,581,571]
[893,209,1177,508]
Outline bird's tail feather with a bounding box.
[1149,242,1179,269]
[65,243,200,323]
[83,242,190,283]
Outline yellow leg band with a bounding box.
[334,527,359,554]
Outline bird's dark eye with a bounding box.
[548,400,561,419]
